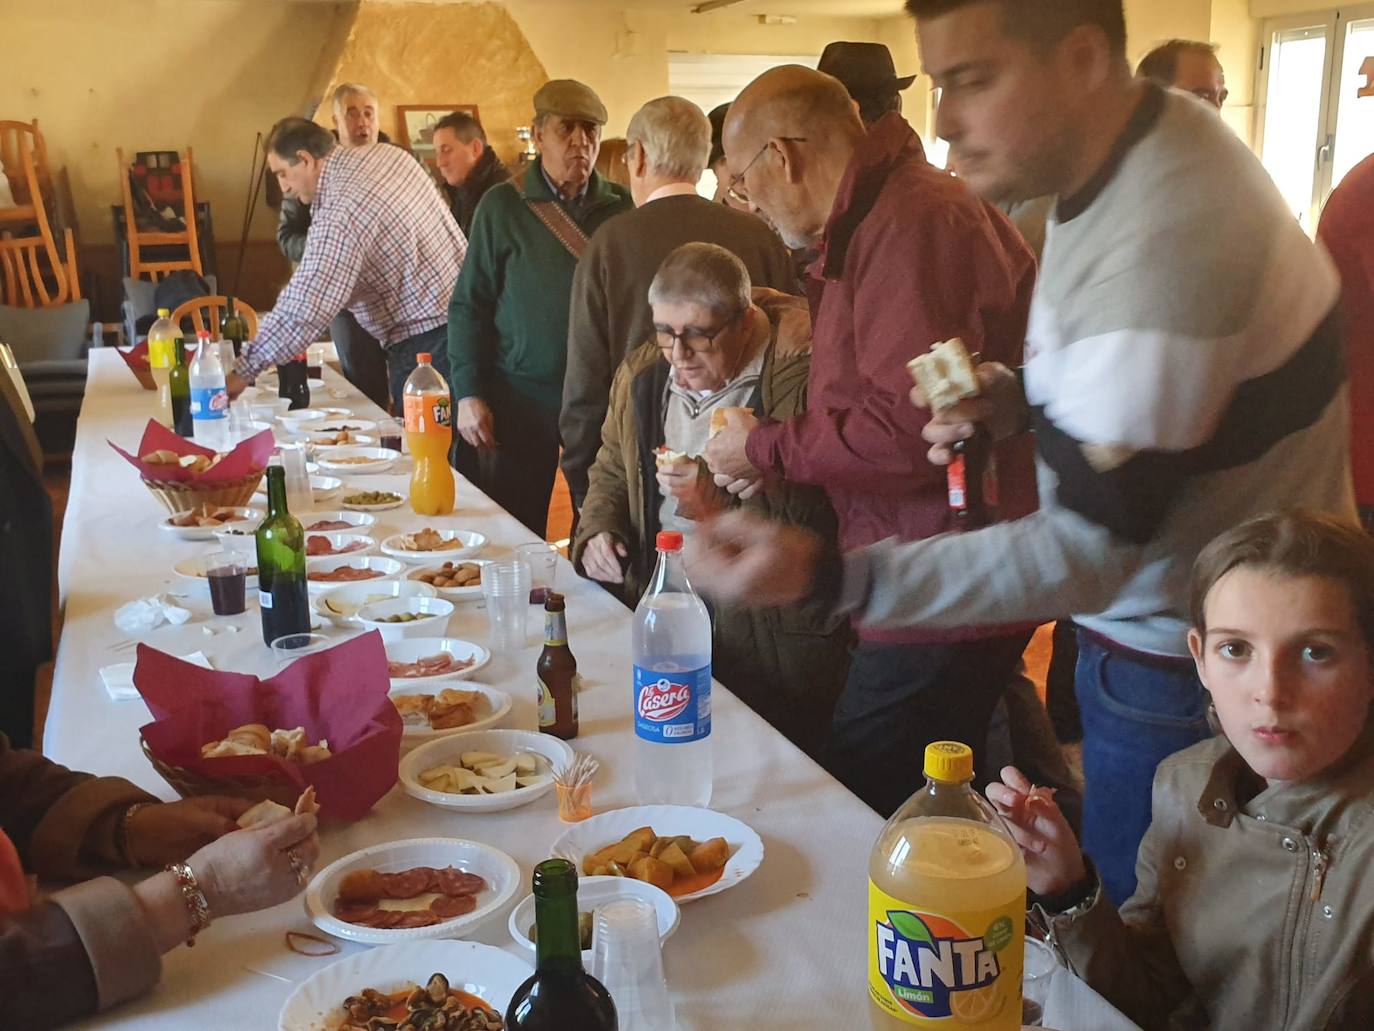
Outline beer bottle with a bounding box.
[537,593,578,740]
[255,465,311,645]
[948,428,990,530]
[505,859,617,1031]
[220,295,248,359]
[168,337,193,437]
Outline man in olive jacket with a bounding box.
[573,267,850,758]
[448,80,632,535]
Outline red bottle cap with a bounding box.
[417,353,432,364]
[656,531,684,551]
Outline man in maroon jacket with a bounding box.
[704,65,1037,815]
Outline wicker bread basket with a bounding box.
[141,737,302,808]
[141,470,264,515]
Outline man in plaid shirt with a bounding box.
[230,117,466,412]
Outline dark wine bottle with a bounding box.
[506,859,617,1031]
[169,337,193,437]
[220,295,248,359]
[278,356,311,410]
[255,465,310,646]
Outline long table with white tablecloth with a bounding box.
[44,349,1135,1030]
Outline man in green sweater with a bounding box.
[447,80,632,535]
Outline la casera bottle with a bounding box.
[505,859,617,1031]
[255,465,310,646]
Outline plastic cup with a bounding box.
[270,633,333,669]
[516,542,558,604]
[481,559,530,652]
[590,897,676,1031]
[206,551,246,616]
[1022,936,1059,1026]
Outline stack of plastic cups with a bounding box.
[482,558,531,652]
[590,897,676,1031]
[277,444,313,514]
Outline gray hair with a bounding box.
[331,82,377,121]
[626,97,710,182]
[267,117,336,162]
[648,242,752,322]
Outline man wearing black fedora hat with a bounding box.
[818,41,918,125]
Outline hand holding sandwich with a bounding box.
[909,360,1025,467]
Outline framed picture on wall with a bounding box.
[397,105,480,164]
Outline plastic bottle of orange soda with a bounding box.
[868,742,1026,1029]
[402,353,455,516]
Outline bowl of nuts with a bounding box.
[407,560,491,601]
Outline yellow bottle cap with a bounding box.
[157,308,170,317]
[924,741,974,783]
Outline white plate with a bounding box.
[306,555,407,595]
[276,407,324,426]
[300,510,377,533]
[253,474,342,506]
[341,490,407,512]
[381,529,487,563]
[388,682,511,744]
[406,559,492,601]
[247,397,291,423]
[316,447,400,475]
[356,596,455,641]
[172,554,260,591]
[384,637,491,685]
[303,532,377,566]
[301,430,377,450]
[315,579,437,628]
[399,728,571,811]
[158,506,261,541]
[508,875,680,963]
[278,939,529,1031]
[551,805,764,904]
[298,417,378,436]
[303,837,521,946]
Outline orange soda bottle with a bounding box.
[402,353,455,515]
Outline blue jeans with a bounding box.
[1075,631,1211,905]
[385,325,450,415]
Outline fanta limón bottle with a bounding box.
[868,742,1026,1029]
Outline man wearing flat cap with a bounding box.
[448,79,632,535]
[818,41,917,125]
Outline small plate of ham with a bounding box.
[385,637,490,685]
[300,510,377,533]
[303,837,521,945]
[303,532,377,562]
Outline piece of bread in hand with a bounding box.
[907,337,981,414]
[654,446,692,470]
[235,786,320,829]
[708,406,752,440]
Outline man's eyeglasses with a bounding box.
[654,312,743,356]
[726,138,807,206]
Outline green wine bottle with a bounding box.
[220,295,248,359]
[168,337,192,437]
[255,465,310,646]
[506,859,617,1030]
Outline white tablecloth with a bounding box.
[45,350,1136,1030]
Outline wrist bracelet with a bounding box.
[165,861,212,945]
[118,801,157,867]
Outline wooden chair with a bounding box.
[0,123,79,307]
[117,146,203,281]
[170,294,258,339]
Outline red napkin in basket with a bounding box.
[116,340,150,369]
[135,632,402,821]
[108,420,275,483]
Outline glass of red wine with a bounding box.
[206,551,247,616]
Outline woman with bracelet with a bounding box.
[0,734,320,1028]
[989,512,1374,1030]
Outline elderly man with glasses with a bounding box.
[448,80,632,536]
[572,242,849,757]
[700,66,1041,817]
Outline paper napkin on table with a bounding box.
[114,594,192,634]
[100,651,212,702]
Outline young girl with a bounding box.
[991,510,1374,1031]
